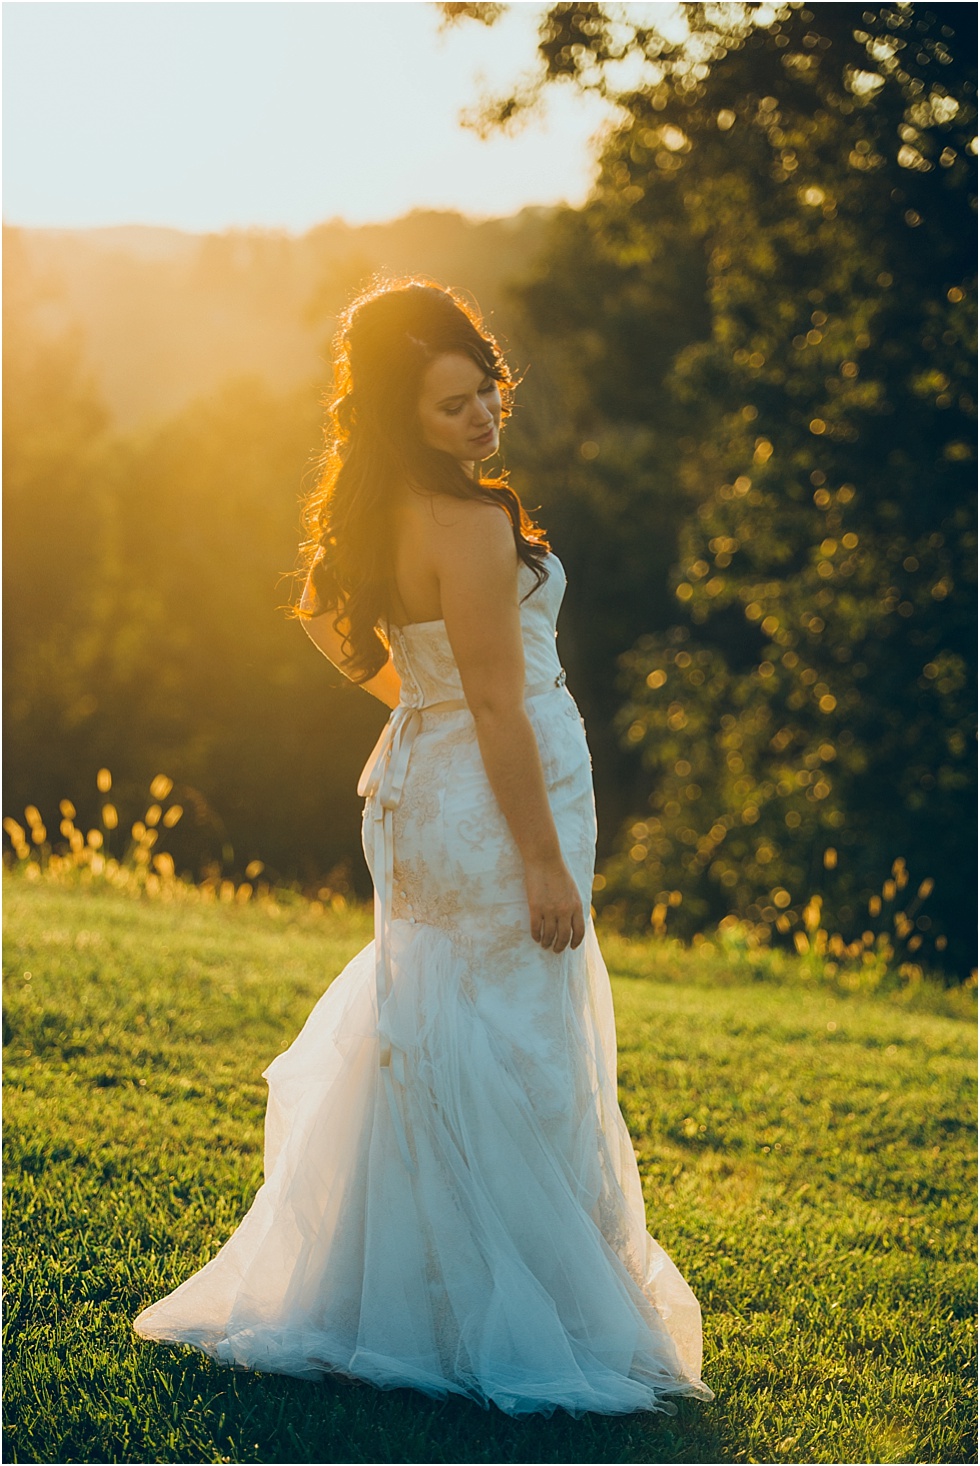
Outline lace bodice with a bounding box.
[387,553,566,707]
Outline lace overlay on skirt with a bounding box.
[133,553,713,1418]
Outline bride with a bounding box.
[134,278,713,1419]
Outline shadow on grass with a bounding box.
[123,1345,731,1466]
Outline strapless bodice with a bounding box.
[387,552,566,707]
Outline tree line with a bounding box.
[4,2,975,974]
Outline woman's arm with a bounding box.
[433,501,585,953]
[300,578,402,710]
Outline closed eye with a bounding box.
[444,381,496,417]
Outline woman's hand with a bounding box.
[524,856,586,954]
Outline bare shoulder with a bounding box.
[421,495,514,567]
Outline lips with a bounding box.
[471,425,496,445]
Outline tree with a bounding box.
[2,225,116,816]
[450,3,978,972]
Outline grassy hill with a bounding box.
[2,877,976,1464]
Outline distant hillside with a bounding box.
[10,209,554,429]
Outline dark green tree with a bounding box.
[452,2,977,972]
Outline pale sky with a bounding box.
[1,0,640,232]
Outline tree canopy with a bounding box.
[448,1,977,973]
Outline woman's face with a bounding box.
[417,352,502,468]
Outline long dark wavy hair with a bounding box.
[294,276,550,682]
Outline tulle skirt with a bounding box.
[133,917,712,1418]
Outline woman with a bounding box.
[134,278,713,1419]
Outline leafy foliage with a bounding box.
[463,2,978,972]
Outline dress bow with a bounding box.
[357,702,423,810]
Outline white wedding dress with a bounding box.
[134,553,712,1418]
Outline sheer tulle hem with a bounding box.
[131,1320,713,1418]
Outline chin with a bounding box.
[474,434,500,461]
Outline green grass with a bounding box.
[3,876,976,1464]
